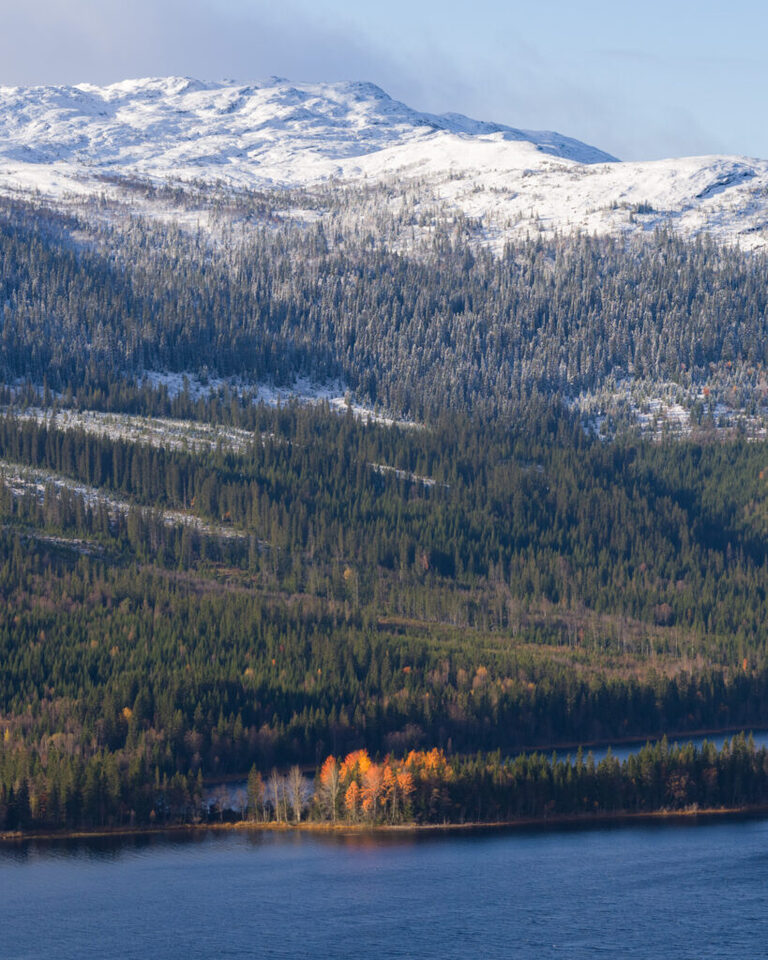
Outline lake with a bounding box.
[2,818,768,958]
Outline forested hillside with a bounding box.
[3,192,768,830]
[3,195,768,422]
[3,398,768,828]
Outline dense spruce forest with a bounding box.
[3,191,768,831]
[4,401,768,829]
[3,193,768,419]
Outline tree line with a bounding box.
[4,737,768,831]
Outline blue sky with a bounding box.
[2,0,766,160]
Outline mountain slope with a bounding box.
[0,76,767,249]
[0,76,615,172]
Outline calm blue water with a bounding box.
[584,728,768,764]
[2,819,768,959]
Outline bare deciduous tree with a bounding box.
[286,765,310,824]
[268,768,285,822]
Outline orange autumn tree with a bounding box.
[339,749,372,783]
[405,748,453,782]
[380,761,415,823]
[394,768,415,821]
[339,750,370,823]
[344,780,361,822]
[361,763,384,820]
[316,755,341,822]
[381,763,397,820]
[335,749,389,824]
[405,748,453,821]
[316,748,450,824]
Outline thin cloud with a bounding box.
[0,0,759,161]
[0,0,405,87]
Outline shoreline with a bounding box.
[5,803,768,844]
[503,724,768,758]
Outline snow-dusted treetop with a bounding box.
[1,76,767,250]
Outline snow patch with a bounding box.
[138,372,420,428]
[0,459,250,539]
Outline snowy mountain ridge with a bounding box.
[0,75,616,170]
[1,76,768,249]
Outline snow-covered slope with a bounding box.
[0,76,614,173]
[1,76,768,249]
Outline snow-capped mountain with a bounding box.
[0,76,615,171]
[1,76,767,249]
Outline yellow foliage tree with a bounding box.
[344,781,361,822]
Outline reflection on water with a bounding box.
[3,818,768,959]
[1,829,208,864]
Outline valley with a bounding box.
[3,77,768,835]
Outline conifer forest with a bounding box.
[3,187,768,830]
